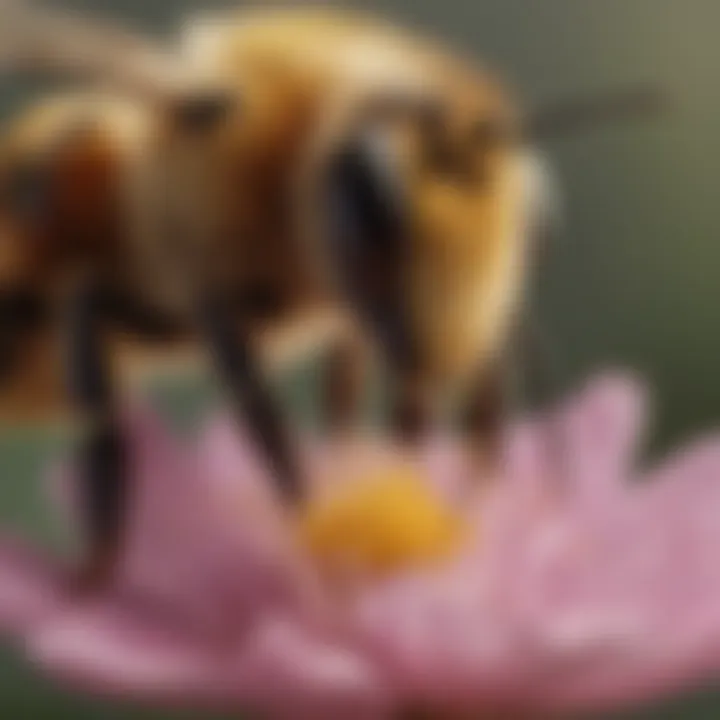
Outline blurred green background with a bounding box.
[0,0,719,717]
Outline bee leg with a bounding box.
[102,289,187,341]
[390,371,433,446]
[65,279,127,594]
[198,291,302,502]
[323,122,430,444]
[461,361,514,483]
[321,331,368,437]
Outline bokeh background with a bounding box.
[0,0,719,717]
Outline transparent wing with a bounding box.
[0,0,186,100]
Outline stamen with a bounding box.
[297,465,467,579]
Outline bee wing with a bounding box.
[513,151,567,407]
[0,0,189,101]
[519,149,564,265]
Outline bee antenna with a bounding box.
[527,86,668,141]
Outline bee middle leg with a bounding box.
[389,368,434,446]
[198,290,302,502]
[64,279,128,593]
[460,312,567,487]
[460,359,514,483]
[321,329,369,437]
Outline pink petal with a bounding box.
[533,631,720,714]
[542,371,648,502]
[50,405,314,641]
[0,538,65,633]
[351,374,720,714]
[473,371,647,562]
[19,371,720,717]
[29,600,392,719]
[226,615,394,719]
[28,598,221,707]
[419,434,476,506]
[198,413,280,504]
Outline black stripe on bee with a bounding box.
[171,91,237,133]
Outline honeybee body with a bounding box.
[1,9,532,408]
[182,9,532,395]
[0,91,312,325]
[3,2,657,590]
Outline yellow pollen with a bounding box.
[297,465,466,578]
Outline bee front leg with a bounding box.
[321,328,369,438]
[461,360,514,483]
[198,291,302,502]
[322,122,425,446]
[388,366,434,447]
[64,279,127,593]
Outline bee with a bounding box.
[0,1,662,590]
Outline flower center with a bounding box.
[297,465,466,578]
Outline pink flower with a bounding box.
[1,371,720,718]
